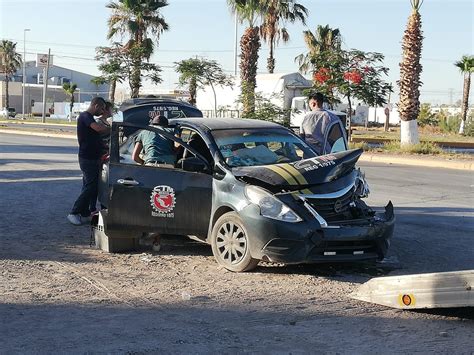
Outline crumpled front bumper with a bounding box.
[241,201,395,264]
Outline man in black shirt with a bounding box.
[67,97,109,226]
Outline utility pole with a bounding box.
[448,88,454,106]
[41,48,51,123]
[233,12,238,76]
[384,85,392,132]
[22,29,30,118]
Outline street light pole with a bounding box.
[22,29,30,119]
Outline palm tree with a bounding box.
[0,40,22,109]
[228,0,266,117]
[107,0,169,98]
[295,25,342,74]
[62,82,78,122]
[398,0,424,146]
[454,55,474,134]
[260,0,308,73]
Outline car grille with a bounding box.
[305,188,354,222]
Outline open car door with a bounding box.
[104,122,213,239]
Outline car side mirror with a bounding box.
[180,157,208,173]
[213,164,226,180]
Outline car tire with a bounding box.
[210,212,259,272]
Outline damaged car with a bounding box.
[95,117,394,272]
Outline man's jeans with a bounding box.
[70,157,101,217]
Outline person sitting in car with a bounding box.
[132,115,176,166]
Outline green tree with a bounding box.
[398,0,424,146]
[0,40,22,109]
[62,82,78,122]
[175,57,233,112]
[228,0,266,117]
[107,0,169,98]
[308,49,392,139]
[260,0,308,73]
[95,43,127,103]
[295,24,342,75]
[417,103,438,127]
[454,55,474,134]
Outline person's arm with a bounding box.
[97,110,112,126]
[90,121,110,134]
[132,142,144,165]
[299,120,306,140]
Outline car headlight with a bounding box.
[355,168,370,198]
[245,185,302,223]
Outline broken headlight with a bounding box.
[245,186,302,223]
[354,168,370,198]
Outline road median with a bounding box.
[1,127,472,171]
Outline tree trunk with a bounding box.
[109,79,117,104]
[384,107,390,132]
[401,119,419,145]
[69,94,75,122]
[346,94,352,142]
[267,36,275,74]
[209,81,217,116]
[459,72,471,134]
[5,74,9,108]
[188,77,197,106]
[240,26,260,118]
[398,9,423,146]
[130,59,141,98]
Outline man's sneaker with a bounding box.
[67,214,82,226]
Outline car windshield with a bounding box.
[212,128,317,167]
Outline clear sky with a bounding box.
[1,0,473,105]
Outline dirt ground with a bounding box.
[1,134,473,354]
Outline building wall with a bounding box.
[1,61,109,103]
[0,81,76,115]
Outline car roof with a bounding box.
[172,118,286,131]
[119,97,198,112]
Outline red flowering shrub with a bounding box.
[313,68,330,84]
[343,70,363,84]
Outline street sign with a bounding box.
[36,53,53,67]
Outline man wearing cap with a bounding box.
[132,115,176,166]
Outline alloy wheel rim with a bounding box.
[216,221,247,265]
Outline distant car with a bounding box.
[94,117,394,272]
[0,107,16,118]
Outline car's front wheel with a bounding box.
[210,212,258,272]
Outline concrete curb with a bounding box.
[0,129,76,140]
[1,128,472,171]
[359,153,473,171]
[0,120,76,127]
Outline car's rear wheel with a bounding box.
[210,212,258,272]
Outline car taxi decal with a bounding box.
[278,164,313,194]
[264,165,299,185]
[150,185,176,218]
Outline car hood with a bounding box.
[232,149,363,190]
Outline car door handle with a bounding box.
[117,178,140,186]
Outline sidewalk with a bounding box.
[1,126,472,171]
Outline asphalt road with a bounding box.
[1,132,473,274]
[1,133,473,353]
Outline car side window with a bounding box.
[119,127,177,167]
[179,129,213,166]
